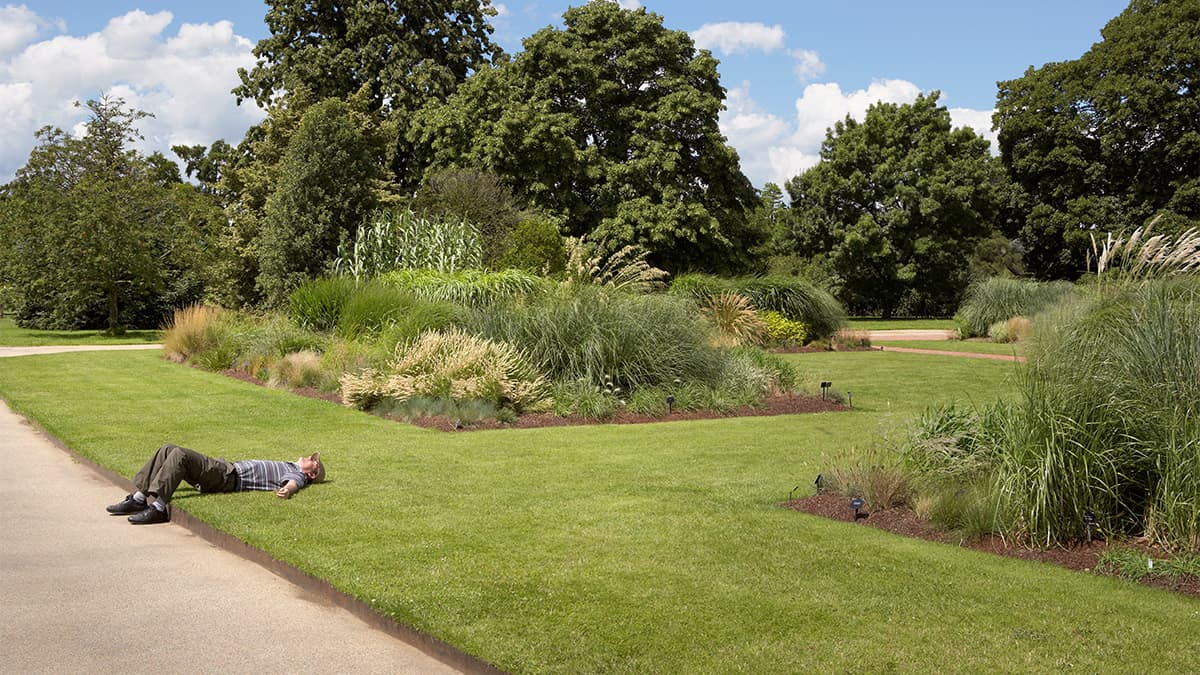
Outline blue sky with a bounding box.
[2,0,1131,187]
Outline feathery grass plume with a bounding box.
[161,304,219,363]
[267,350,325,389]
[953,276,1077,338]
[378,268,548,307]
[340,328,548,412]
[1091,218,1200,285]
[562,235,669,293]
[701,292,766,347]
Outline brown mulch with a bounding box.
[785,492,1200,599]
[215,367,846,431]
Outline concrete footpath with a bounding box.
[0,346,470,674]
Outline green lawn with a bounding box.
[1,350,1195,672]
[0,317,161,346]
[845,317,957,331]
[874,340,1027,357]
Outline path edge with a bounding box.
[10,400,506,675]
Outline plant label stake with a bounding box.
[666,395,675,415]
[814,473,824,494]
[847,391,853,408]
[1083,511,1097,544]
[850,496,865,520]
[820,381,832,401]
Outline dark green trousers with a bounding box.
[132,444,237,503]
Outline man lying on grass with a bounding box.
[105,444,325,524]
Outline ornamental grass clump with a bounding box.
[909,276,1200,550]
[288,277,357,332]
[670,274,844,340]
[378,268,548,308]
[340,328,549,413]
[162,304,220,363]
[464,284,722,390]
[954,276,1076,337]
[701,292,765,347]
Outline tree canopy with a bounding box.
[994,0,1200,279]
[412,1,763,274]
[0,97,218,331]
[786,93,1000,317]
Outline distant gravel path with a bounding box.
[861,329,959,341]
[0,344,162,357]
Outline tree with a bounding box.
[994,0,1200,279]
[0,98,212,332]
[234,0,503,186]
[257,98,382,305]
[412,1,763,274]
[786,93,1000,317]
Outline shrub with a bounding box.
[670,273,845,340]
[701,292,765,347]
[185,310,325,379]
[289,277,357,332]
[831,329,871,350]
[498,216,567,276]
[340,328,549,412]
[378,268,548,308]
[464,284,723,390]
[411,168,524,267]
[761,311,808,346]
[162,304,220,363]
[954,277,1076,338]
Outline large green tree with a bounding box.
[412,1,763,274]
[0,98,216,331]
[994,0,1200,279]
[234,0,503,186]
[257,98,383,305]
[786,93,1000,317]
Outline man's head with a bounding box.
[298,452,325,483]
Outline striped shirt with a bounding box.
[232,460,308,492]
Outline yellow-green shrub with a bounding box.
[761,310,808,346]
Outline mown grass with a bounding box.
[1,350,1196,671]
[846,317,956,330]
[0,317,161,346]
[873,340,1027,356]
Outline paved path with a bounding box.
[0,346,471,674]
[862,329,960,341]
[0,343,165,357]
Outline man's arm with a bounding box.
[276,480,300,499]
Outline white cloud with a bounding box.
[0,4,61,56]
[722,80,999,189]
[691,22,785,55]
[789,48,824,82]
[492,3,509,17]
[949,106,999,154]
[0,8,263,182]
[616,0,642,9]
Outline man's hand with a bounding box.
[276,480,299,499]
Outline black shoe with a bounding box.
[128,506,169,525]
[106,495,147,515]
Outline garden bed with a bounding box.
[217,367,847,431]
[786,493,1200,599]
